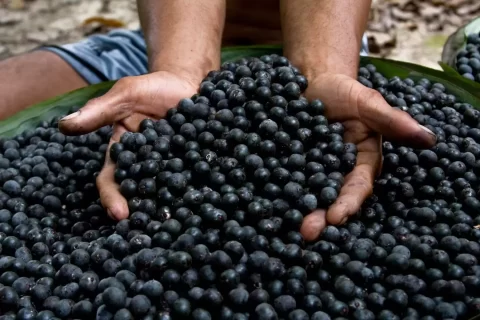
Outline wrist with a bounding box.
[149,55,220,86]
[285,50,359,80]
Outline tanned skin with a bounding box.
[137,0,225,79]
[280,0,371,78]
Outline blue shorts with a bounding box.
[41,29,370,85]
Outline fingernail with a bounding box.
[419,124,437,143]
[60,111,80,122]
[339,216,348,225]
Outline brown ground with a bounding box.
[0,0,479,70]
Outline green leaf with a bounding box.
[224,50,480,108]
[0,81,115,138]
[442,16,480,67]
[3,45,480,139]
[221,45,282,62]
[0,46,283,138]
[439,61,480,99]
[438,61,480,101]
[359,56,480,107]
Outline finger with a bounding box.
[326,135,381,226]
[300,209,327,242]
[326,164,374,225]
[97,124,129,220]
[58,78,134,135]
[358,88,437,149]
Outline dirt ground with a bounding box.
[0,0,478,70]
[0,0,140,58]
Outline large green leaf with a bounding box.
[221,45,282,63]
[0,46,282,138]
[439,61,480,98]
[2,45,480,138]
[359,56,480,107]
[441,16,480,67]
[0,81,115,138]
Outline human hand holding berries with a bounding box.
[57,0,223,220]
[299,72,438,241]
[58,71,198,220]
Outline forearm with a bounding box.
[280,0,371,79]
[137,0,226,82]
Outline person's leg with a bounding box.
[0,29,148,121]
[0,51,88,120]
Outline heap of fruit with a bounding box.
[454,31,480,82]
[0,54,479,320]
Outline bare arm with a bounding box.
[137,0,226,82]
[280,0,371,79]
[280,1,438,242]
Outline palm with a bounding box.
[300,73,436,241]
[115,71,198,140]
[59,71,198,220]
[121,72,197,130]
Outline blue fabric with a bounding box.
[41,29,370,84]
[41,29,148,84]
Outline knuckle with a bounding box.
[360,88,383,110]
[113,77,138,114]
[85,96,101,107]
[115,77,137,100]
[116,77,134,90]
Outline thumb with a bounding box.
[58,78,134,135]
[358,88,437,149]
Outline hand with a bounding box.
[300,73,437,241]
[58,71,198,220]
